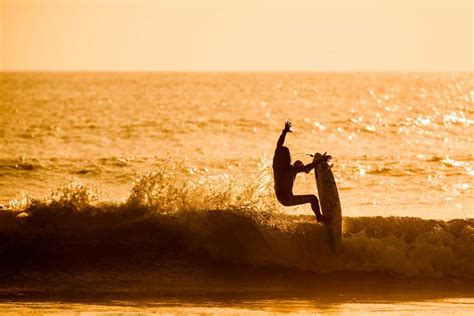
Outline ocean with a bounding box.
[0,72,473,314]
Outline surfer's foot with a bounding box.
[317,215,331,223]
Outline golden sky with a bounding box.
[1,0,472,71]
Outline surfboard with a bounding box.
[313,153,342,252]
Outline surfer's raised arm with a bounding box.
[276,121,292,148]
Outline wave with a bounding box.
[0,158,43,172]
[1,168,472,279]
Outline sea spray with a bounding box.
[0,167,472,278]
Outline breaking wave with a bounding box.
[1,166,472,279]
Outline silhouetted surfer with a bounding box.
[273,121,330,222]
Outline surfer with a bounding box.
[273,121,330,223]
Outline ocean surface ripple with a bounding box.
[1,72,472,219]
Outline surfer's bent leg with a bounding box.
[278,194,326,222]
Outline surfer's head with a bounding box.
[274,146,291,166]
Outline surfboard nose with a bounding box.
[313,152,323,162]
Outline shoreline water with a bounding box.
[1,269,473,314]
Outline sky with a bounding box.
[1,0,473,71]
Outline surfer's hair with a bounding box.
[274,146,291,166]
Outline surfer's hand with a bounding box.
[284,121,292,133]
[322,153,332,161]
[313,152,331,165]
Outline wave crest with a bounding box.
[1,168,472,278]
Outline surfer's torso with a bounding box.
[272,163,297,199]
[272,158,313,200]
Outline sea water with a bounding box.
[1,72,472,218]
[0,72,473,314]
